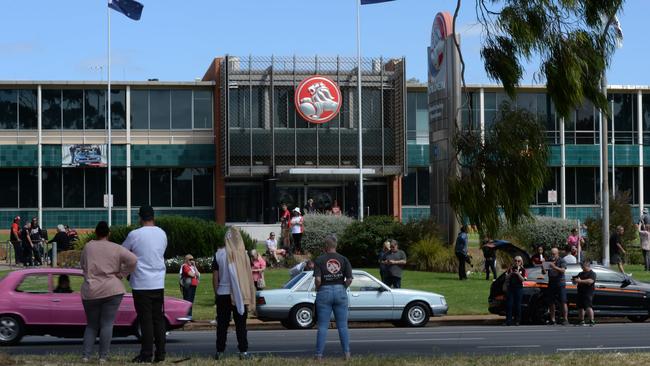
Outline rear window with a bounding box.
[283,272,307,289]
[16,275,50,294]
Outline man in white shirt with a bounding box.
[563,246,578,265]
[122,205,168,363]
[265,232,286,263]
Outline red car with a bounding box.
[0,268,191,345]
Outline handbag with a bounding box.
[180,276,192,289]
[257,277,266,289]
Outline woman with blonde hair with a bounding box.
[249,249,267,290]
[180,254,200,320]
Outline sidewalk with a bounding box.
[182,314,505,331]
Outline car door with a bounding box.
[13,274,53,324]
[593,269,646,313]
[49,273,86,326]
[347,274,393,321]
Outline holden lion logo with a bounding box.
[326,259,341,274]
[295,76,342,124]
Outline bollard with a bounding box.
[52,242,57,268]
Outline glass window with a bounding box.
[0,169,18,208]
[273,87,293,128]
[417,168,430,206]
[251,86,265,128]
[84,90,106,129]
[43,168,62,208]
[402,169,416,205]
[18,89,37,129]
[565,168,576,205]
[130,90,149,129]
[193,168,213,206]
[111,168,126,207]
[229,88,249,128]
[226,184,262,222]
[171,168,192,207]
[42,89,62,129]
[16,275,49,293]
[0,90,17,129]
[576,168,596,204]
[62,90,83,129]
[193,90,212,129]
[85,169,106,208]
[19,169,37,208]
[149,90,170,129]
[350,275,383,291]
[614,167,636,203]
[171,90,192,129]
[63,169,84,208]
[131,169,149,206]
[110,89,126,130]
[150,168,171,206]
[596,270,624,283]
[283,272,306,289]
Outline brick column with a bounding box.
[203,58,226,224]
[391,175,402,221]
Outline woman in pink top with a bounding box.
[80,221,137,362]
[249,249,267,290]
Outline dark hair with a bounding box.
[58,274,69,284]
[95,221,110,238]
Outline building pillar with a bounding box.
[560,117,566,219]
[638,90,644,214]
[203,58,226,224]
[126,86,132,225]
[391,175,402,221]
[37,85,43,227]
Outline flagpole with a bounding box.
[357,0,364,221]
[107,1,113,226]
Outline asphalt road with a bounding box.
[6,323,650,358]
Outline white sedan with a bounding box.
[255,270,448,329]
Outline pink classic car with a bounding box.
[0,268,191,345]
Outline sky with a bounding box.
[0,0,647,85]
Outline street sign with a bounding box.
[547,190,558,204]
[103,194,114,208]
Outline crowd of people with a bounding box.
[9,216,76,266]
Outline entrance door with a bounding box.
[306,186,343,214]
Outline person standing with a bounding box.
[249,249,266,291]
[542,247,568,325]
[122,206,168,363]
[180,254,200,320]
[9,216,22,265]
[454,226,469,280]
[279,204,291,249]
[609,225,626,273]
[378,241,391,283]
[563,246,578,265]
[504,256,527,326]
[641,208,650,227]
[573,260,596,326]
[331,200,342,216]
[304,198,317,214]
[29,217,44,266]
[212,227,256,360]
[639,224,650,271]
[531,245,545,267]
[314,234,353,361]
[48,224,71,264]
[382,240,407,288]
[290,208,304,255]
[81,221,137,362]
[21,223,34,267]
[481,239,497,280]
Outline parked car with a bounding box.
[487,240,650,324]
[0,268,191,345]
[256,270,448,329]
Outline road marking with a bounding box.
[477,345,541,349]
[557,346,650,352]
[327,337,485,344]
[407,329,556,335]
[251,349,313,354]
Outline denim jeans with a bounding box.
[315,284,350,357]
[506,286,523,324]
[82,294,124,359]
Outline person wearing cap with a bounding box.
[289,208,305,255]
[122,205,168,363]
[573,260,596,326]
[9,216,22,265]
[180,254,200,320]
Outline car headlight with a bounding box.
[440,297,447,306]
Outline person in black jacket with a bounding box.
[48,224,71,264]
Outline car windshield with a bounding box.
[283,272,307,289]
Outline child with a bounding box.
[573,260,597,326]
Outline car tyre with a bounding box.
[402,302,430,327]
[280,319,292,329]
[0,315,24,346]
[627,315,649,323]
[289,304,315,329]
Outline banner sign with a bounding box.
[62,144,107,167]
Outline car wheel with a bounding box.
[289,304,315,329]
[402,302,430,327]
[280,319,292,329]
[628,315,649,323]
[0,315,24,345]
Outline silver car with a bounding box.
[255,270,448,329]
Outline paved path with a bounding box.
[6,323,650,359]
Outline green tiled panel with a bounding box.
[131,144,215,167]
[42,145,61,166]
[548,145,640,167]
[0,145,37,167]
[111,145,127,166]
[0,210,38,227]
[407,144,429,167]
[402,206,431,222]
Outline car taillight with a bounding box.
[523,281,537,287]
[256,296,266,305]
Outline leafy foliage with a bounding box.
[584,191,636,261]
[300,214,355,256]
[498,216,578,252]
[75,216,255,258]
[449,103,549,237]
[408,236,457,273]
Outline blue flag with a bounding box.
[361,0,395,4]
[108,0,143,20]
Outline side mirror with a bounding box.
[621,278,632,288]
[378,286,389,292]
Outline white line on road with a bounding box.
[327,337,485,344]
[558,346,650,352]
[407,329,556,335]
[477,345,541,349]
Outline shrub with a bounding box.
[498,215,577,252]
[408,236,457,272]
[584,191,637,261]
[75,216,256,258]
[300,214,355,255]
[339,216,402,266]
[57,250,81,268]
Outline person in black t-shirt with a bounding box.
[609,226,626,273]
[313,234,352,361]
[481,239,497,280]
[504,256,527,326]
[573,260,597,326]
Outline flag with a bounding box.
[108,0,144,21]
[361,0,395,4]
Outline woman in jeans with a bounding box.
[180,254,200,319]
[80,221,137,362]
[313,234,353,360]
[505,255,527,326]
